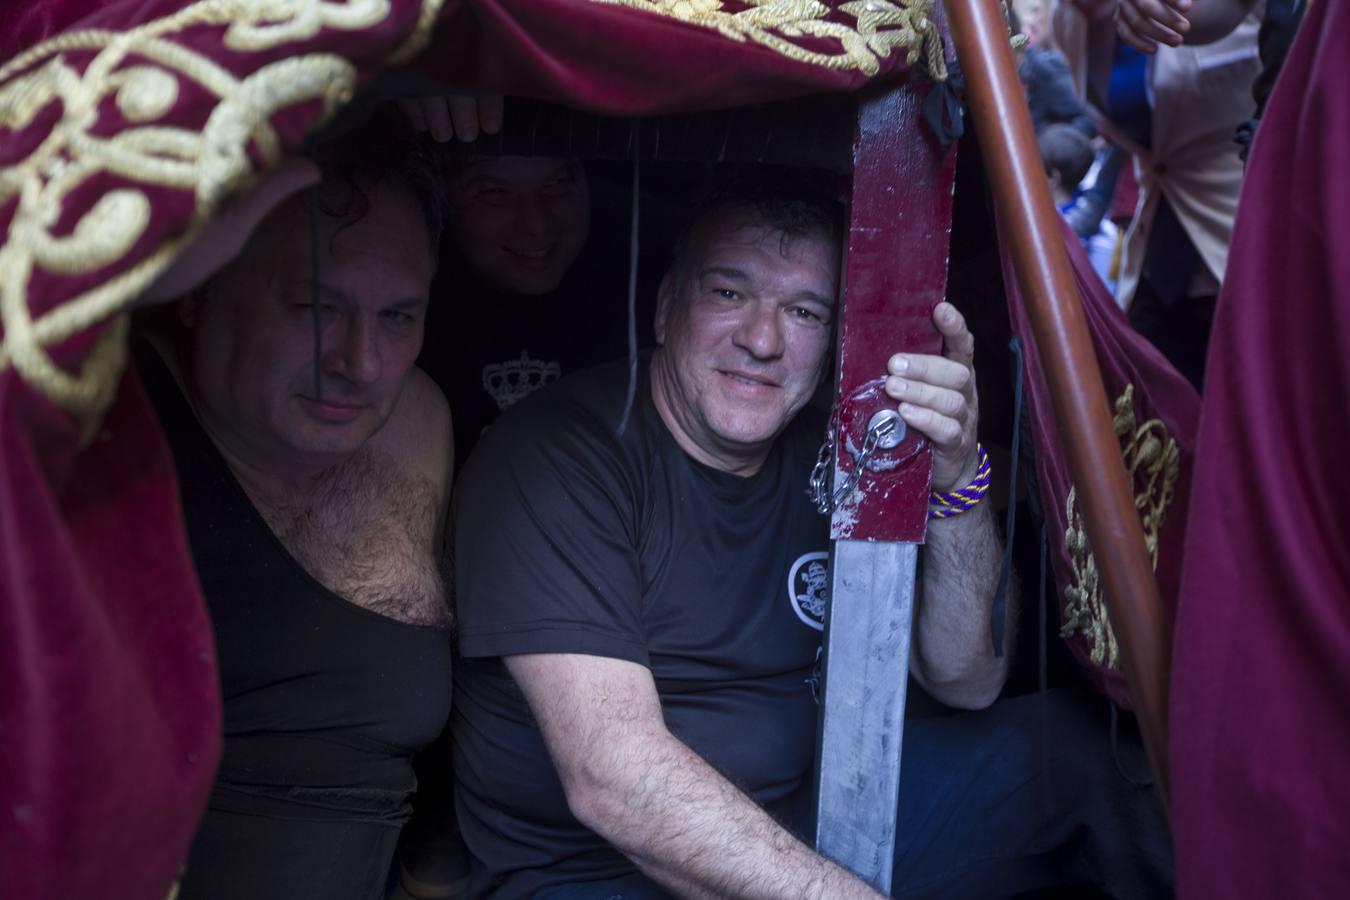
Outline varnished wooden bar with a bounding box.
[942,0,1174,808]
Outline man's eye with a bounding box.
[713,288,739,301]
[382,310,416,325]
[791,306,828,325]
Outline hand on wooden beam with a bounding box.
[884,302,981,493]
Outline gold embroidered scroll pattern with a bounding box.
[590,0,946,80]
[1061,385,1180,669]
[0,0,438,441]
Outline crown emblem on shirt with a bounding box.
[482,352,562,411]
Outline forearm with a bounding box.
[510,654,880,900]
[913,502,1014,708]
[883,302,1014,707]
[567,726,880,900]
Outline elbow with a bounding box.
[914,654,1008,711]
[559,763,666,878]
[937,675,1005,711]
[557,758,638,848]
[560,771,616,839]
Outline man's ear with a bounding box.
[653,270,676,346]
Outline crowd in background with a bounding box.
[1016,0,1281,390]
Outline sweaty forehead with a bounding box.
[331,191,431,269]
[688,213,839,274]
[255,185,433,286]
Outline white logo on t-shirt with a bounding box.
[787,551,830,631]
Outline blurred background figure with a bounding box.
[1014,0,1098,138]
[1053,0,1261,390]
[1039,123,1119,293]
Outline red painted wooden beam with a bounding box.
[814,82,958,892]
[830,85,957,543]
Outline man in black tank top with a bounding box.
[139,118,456,900]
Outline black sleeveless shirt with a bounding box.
[138,348,453,900]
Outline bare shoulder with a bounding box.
[373,367,454,491]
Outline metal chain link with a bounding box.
[808,415,899,515]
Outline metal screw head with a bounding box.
[867,409,906,449]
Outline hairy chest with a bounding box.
[258,453,450,629]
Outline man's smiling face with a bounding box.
[446,156,590,296]
[651,208,838,474]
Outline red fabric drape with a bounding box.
[418,0,932,114]
[0,368,220,900]
[1171,0,1350,893]
[1000,218,1200,709]
[0,2,434,895]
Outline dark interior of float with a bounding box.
[135,81,1101,715]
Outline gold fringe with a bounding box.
[591,0,947,80]
[1061,385,1181,670]
[389,0,447,64]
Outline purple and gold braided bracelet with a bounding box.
[928,443,991,520]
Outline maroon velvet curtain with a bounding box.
[999,217,1200,710]
[1171,0,1350,893]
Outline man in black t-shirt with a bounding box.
[451,178,1015,899]
[403,155,637,897]
[418,155,636,471]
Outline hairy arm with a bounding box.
[886,302,1014,709]
[914,501,1015,708]
[506,653,883,900]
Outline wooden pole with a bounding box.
[942,0,1173,808]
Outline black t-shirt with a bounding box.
[418,241,648,474]
[451,357,831,898]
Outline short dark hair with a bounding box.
[1037,124,1094,190]
[309,108,446,256]
[671,168,845,278]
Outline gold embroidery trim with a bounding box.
[589,0,947,80]
[390,0,448,64]
[0,0,441,441]
[1061,385,1180,670]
